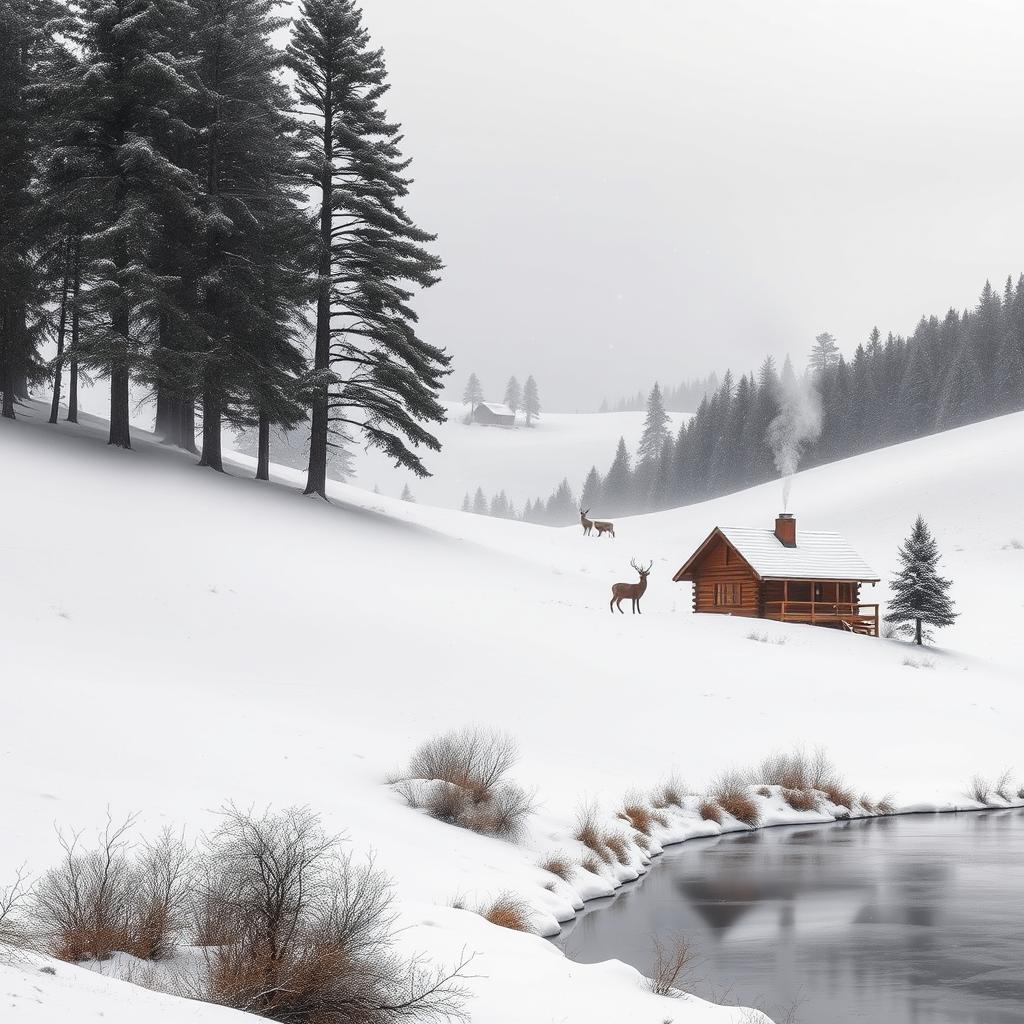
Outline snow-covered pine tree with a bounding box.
[48,0,197,447]
[602,437,633,515]
[289,0,448,498]
[0,0,60,419]
[522,375,540,426]
[637,382,670,465]
[471,487,488,515]
[463,373,484,412]
[503,376,521,417]
[580,465,602,511]
[461,493,471,513]
[401,484,415,502]
[808,332,840,373]
[883,516,958,645]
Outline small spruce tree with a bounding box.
[471,487,488,515]
[401,484,415,502]
[884,516,958,645]
[463,373,484,412]
[503,376,521,417]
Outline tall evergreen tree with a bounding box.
[462,372,483,411]
[637,381,670,464]
[471,486,487,515]
[883,516,957,645]
[602,436,633,514]
[580,465,602,511]
[522,374,540,426]
[808,332,840,373]
[503,375,521,416]
[289,0,448,498]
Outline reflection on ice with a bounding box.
[554,811,1024,1024]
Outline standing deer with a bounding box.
[610,559,652,614]
[593,517,615,538]
[579,507,594,536]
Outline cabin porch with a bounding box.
[762,580,879,636]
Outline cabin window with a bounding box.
[788,581,812,602]
[714,583,741,607]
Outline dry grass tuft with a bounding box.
[604,832,632,866]
[709,773,760,827]
[876,795,896,815]
[994,769,1015,803]
[969,774,991,805]
[580,853,605,876]
[755,785,772,797]
[539,854,575,882]
[650,773,686,809]
[646,932,694,996]
[574,805,613,863]
[634,832,652,853]
[782,788,820,813]
[858,794,878,815]
[698,800,722,825]
[618,797,656,836]
[396,728,536,839]
[480,894,532,933]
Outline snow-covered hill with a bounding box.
[340,402,689,509]
[3,403,1023,1023]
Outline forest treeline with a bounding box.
[0,0,446,495]
[470,278,1024,524]
[599,373,719,414]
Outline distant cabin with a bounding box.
[673,514,881,636]
[472,402,516,427]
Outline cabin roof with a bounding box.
[675,526,879,582]
[476,402,514,416]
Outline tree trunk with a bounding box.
[199,391,224,471]
[66,245,80,423]
[48,251,72,424]
[0,303,14,420]
[304,101,333,500]
[108,362,132,449]
[155,388,173,439]
[180,398,198,453]
[914,618,922,646]
[256,412,270,481]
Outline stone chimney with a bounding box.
[775,513,796,548]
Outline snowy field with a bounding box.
[331,402,689,510]
[3,401,1024,1023]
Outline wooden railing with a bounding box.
[763,601,880,636]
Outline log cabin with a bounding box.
[471,402,516,427]
[672,513,881,636]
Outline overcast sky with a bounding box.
[357,1,1024,410]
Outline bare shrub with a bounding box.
[133,828,192,961]
[397,729,535,839]
[195,804,470,1023]
[650,773,686,809]
[782,788,820,813]
[859,794,878,815]
[618,797,655,836]
[574,804,612,863]
[480,894,532,933]
[604,832,632,866]
[0,866,31,949]
[757,750,811,791]
[1018,786,1024,801]
[698,800,722,825]
[709,773,760,828]
[994,769,1015,803]
[539,854,575,882]
[969,775,991,805]
[646,932,694,996]
[33,815,141,962]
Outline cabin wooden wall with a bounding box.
[691,538,760,617]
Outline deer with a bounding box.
[593,517,615,538]
[610,559,652,614]
[579,507,594,536]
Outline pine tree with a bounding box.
[637,382,670,464]
[808,332,840,373]
[289,0,447,497]
[463,373,484,411]
[937,344,982,429]
[884,516,957,645]
[400,483,415,502]
[503,376,521,416]
[522,375,540,426]
[602,437,633,515]
[471,487,488,515]
[580,465,602,511]
[461,492,471,512]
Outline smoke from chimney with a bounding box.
[767,373,823,510]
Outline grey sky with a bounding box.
[360,1,1024,410]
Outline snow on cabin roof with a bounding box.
[477,402,515,416]
[717,526,879,581]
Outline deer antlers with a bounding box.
[630,558,653,574]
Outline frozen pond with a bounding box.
[553,810,1024,1023]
